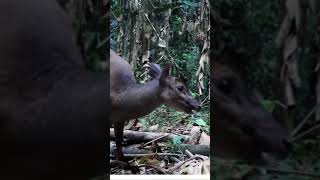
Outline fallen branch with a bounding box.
[122,153,183,158]
[142,134,171,148]
[173,144,210,156]
[168,156,205,174]
[170,156,181,163]
[110,145,153,156]
[138,164,167,174]
[110,128,190,143]
[185,149,194,158]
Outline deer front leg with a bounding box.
[114,121,125,161]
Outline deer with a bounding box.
[212,50,291,164]
[110,50,201,161]
[0,0,108,179]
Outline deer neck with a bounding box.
[114,79,164,120]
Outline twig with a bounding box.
[97,36,108,48]
[123,153,183,158]
[110,9,117,20]
[141,10,178,67]
[147,0,157,9]
[291,104,319,137]
[171,132,184,137]
[142,12,176,66]
[170,157,181,163]
[168,156,204,173]
[138,164,167,174]
[201,95,209,106]
[201,101,210,107]
[291,123,320,142]
[142,12,160,38]
[274,100,287,109]
[142,134,171,148]
[185,149,194,158]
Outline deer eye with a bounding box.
[177,86,184,91]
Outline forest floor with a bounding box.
[110,106,210,175]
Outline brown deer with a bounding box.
[212,50,290,163]
[0,0,107,179]
[110,50,201,160]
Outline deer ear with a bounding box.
[163,64,171,76]
[160,64,171,84]
[148,63,162,79]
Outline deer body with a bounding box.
[110,50,200,160]
[0,0,107,179]
[110,51,163,120]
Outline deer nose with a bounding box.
[186,100,201,111]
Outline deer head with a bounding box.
[212,50,290,163]
[149,63,201,114]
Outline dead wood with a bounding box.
[173,144,210,156]
[110,145,153,156]
[110,128,190,143]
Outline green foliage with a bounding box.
[261,99,276,113]
[193,118,209,133]
[111,1,209,96]
[140,106,209,131]
[169,46,201,91]
[84,5,106,70]
[64,1,107,71]
[172,136,184,145]
[193,118,207,127]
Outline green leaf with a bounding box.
[260,99,275,113]
[191,92,200,97]
[138,156,149,164]
[172,136,183,145]
[194,118,207,127]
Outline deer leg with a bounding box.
[114,121,125,161]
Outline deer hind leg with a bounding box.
[114,121,125,161]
